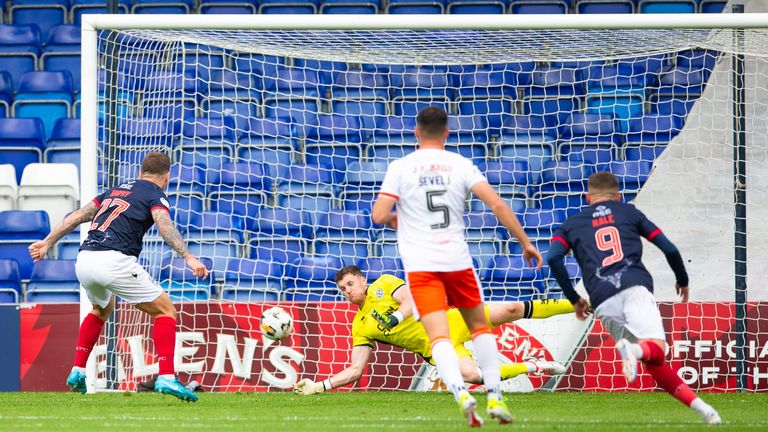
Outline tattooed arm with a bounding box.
[29,202,100,262]
[152,209,209,278]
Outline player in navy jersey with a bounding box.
[546,172,720,424]
[28,152,208,402]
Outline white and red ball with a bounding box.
[260,306,293,341]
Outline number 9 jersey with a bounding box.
[80,179,171,258]
[378,149,487,272]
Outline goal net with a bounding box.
[83,14,768,393]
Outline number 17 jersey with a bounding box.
[379,148,487,272]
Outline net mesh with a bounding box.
[90,26,768,392]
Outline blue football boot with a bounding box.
[154,375,198,402]
[66,368,87,394]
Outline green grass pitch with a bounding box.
[0,392,766,431]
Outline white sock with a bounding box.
[159,374,175,380]
[72,366,86,374]
[690,398,714,417]
[629,343,644,359]
[473,332,502,401]
[431,340,466,402]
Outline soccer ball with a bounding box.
[260,306,293,341]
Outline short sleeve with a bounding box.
[634,207,661,240]
[378,275,406,297]
[551,224,571,252]
[91,191,106,207]
[464,163,487,190]
[351,318,374,348]
[378,162,400,201]
[149,190,171,214]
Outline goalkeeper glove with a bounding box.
[293,378,332,395]
[371,309,405,330]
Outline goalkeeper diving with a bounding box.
[294,265,574,395]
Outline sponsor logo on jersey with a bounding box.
[375,289,384,299]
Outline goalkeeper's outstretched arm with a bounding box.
[294,345,373,395]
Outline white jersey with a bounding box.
[379,148,487,272]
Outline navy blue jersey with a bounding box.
[551,201,662,308]
[80,179,170,257]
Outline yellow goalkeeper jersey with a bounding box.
[351,274,434,363]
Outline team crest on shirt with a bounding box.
[375,289,384,299]
[160,198,170,208]
[592,205,612,218]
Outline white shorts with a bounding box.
[76,250,164,308]
[594,285,666,342]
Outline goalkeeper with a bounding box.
[294,265,574,395]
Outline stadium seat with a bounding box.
[465,211,507,241]
[445,115,489,163]
[495,114,557,172]
[390,66,452,116]
[166,193,205,220]
[0,118,45,183]
[160,257,214,302]
[313,211,372,262]
[482,255,544,301]
[276,164,337,213]
[522,96,582,128]
[246,207,312,239]
[199,0,259,14]
[258,0,319,13]
[221,258,284,302]
[56,230,80,260]
[557,113,619,165]
[130,0,195,14]
[518,208,567,239]
[358,257,405,281]
[528,66,586,98]
[284,256,345,301]
[637,0,696,14]
[0,71,12,117]
[18,163,78,228]
[232,53,286,91]
[341,160,388,212]
[653,66,706,99]
[187,240,242,281]
[367,116,419,163]
[45,24,81,52]
[184,211,245,243]
[624,114,683,162]
[26,259,79,303]
[0,24,41,90]
[676,49,719,78]
[534,161,591,213]
[320,0,380,14]
[140,71,197,123]
[305,115,364,172]
[12,71,73,138]
[649,94,696,117]
[447,0,507,13]
[71,0,129,25]
[0,165,17,212]
[601,160,653,194]
[209,162,272,216]
[471,160,529,212]
[0,259,21,303]
[331,69,389,100]
[331,99,387,133]
[509,0,568,13]
[9,0,67,41]
[138,240,172,278]
[699,0,726,13]
[168,164,206,198]
[386,0,446,14]
[249,237,306,264]
[0,210,50,279]
[236,117,297,178]
[576,0,634,13]
[178,117,237,170]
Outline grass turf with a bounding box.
[0,392,766,431]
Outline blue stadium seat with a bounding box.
[236,117,297,178]
[448,0,507,13]
[313,211,371,262]
[654,66,706,99]
[496,114,557,172]
[184,211,245,243]
[276,164,337,213]
[140,72,197,122]
[445,115,489,163]
[71,0,129,25]
[130,0,194,14]
[221,258,283,302]
[649,94,696,117]
[168,164,206,197]
[304,114,365,171]
[557,113,619,165]
[56,230,80,260]
[320,0,380,13]
[160,257,214,302]
[12,71,73,138]
[386,0,446,13]
[454,64,532,129]
[246,207,312,238]
[482,256,543,301]
[576,0,633,13]
[522,96,581,128]
[284,256,345,301]
[616,54,667,77]
[199,0,259,14]
[0,118,45,183]
[509,0,568,13]
[391,66,452,116]
[637,0,695,13]
[178,117,236,170]
[331,69,389,99]
[0,25,41,88]
[209,162,272,216]
[518,208,568,240]
[0,72,12,117]
[0,259,21,303]
[45,118,80,170]
[331,99,387,133]
[166,193,205,220]
[0,210,49,280]
[624,114,683,162]
[601,160,653,194]
[293,58,348,89]
[676,49,719,78]
[26,259,79,303]
[358,257,405,281]
[538,160,592,195]
[232,53,286,91]
[699,0,725,13]
[9,0,67,41]
[264,67,323,98]
[465,211,506,241]
[367,116,419,163]
[529,66,586,98]
[116,118,176,150]
[471,160,529,212]
[248,237,306,264]
[259,0,319,13]
[187,240,241,281]
[41,47,81,93]
[341,160,388,212]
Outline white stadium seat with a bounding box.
[0,165,17,211]
[18,163,79,228]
